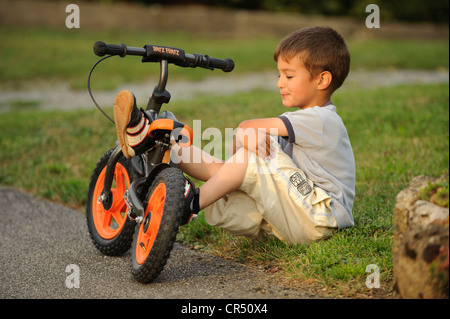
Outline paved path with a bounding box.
[0,69,448,112]
[0,187,314,301]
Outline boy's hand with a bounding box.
[233,127,275,159]
[232,117,287,159]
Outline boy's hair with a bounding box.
[274,26,350,93]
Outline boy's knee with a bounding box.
[229,147,251,164]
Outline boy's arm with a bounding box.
[238,118,289,135]
[232,117,288,156]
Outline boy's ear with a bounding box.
[317,71,332,90]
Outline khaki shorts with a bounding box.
[204,144,338,245]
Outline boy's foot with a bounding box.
[114,91,199,224]
[182,177,200,225]
[113,90,152,158]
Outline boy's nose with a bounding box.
[277,77,283,89]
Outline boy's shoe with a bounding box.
[182,177,200,225]
[113,90,152,158]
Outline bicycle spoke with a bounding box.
[101,208,113,229]
[110,188,127,214]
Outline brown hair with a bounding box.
[274,26,350,93]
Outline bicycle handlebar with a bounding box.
[93,41,234,72]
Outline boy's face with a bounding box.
[276,57,321,109]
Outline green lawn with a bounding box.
[0,27,448,89]
[1,82,448,296]
[0,27,448,297]
[177,83,449,296]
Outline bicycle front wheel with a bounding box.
[86,149,137,256]
[131,167,185,283]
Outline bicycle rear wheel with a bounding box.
[131,167,185,283]
[86,149,137,256]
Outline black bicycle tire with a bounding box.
[130,167,185,283]
[86,148,137,256]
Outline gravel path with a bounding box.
[0,69,448,112]
[0,187,314,302]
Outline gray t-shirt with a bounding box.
[278,102,355,228]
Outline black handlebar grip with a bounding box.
[214,58,234,72]
[94,41,127,57]
[185,54,235,72]
[93,41,107,56]
[223,58,235,72]
[204,57,235,72]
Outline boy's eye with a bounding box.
[277,74,293,79]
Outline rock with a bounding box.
[395,222,448,298]
[393,175,449,299]
[393,176,437,259]
[409,200,449,229]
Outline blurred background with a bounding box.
[0,0,448,104]
[1,0,448,37]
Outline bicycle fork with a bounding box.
[97,141,172,223]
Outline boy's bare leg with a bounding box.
[197,153,248,209]
[173,143,250,210]
[172,144,225,182]
[174,146,249,210]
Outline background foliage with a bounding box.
[90,0,450,23]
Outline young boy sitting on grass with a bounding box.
[113,26,355,245]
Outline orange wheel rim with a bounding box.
[92,163,130,240]
[135,183,166,265]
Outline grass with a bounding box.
[0,27,278,90]
[0,27,448,297]
[1,82,448,297]
[177,83,449,297]
[0,27,448,90]
[348,37,449,70]
[0,109,114,208]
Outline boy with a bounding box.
[113,26,355,244]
